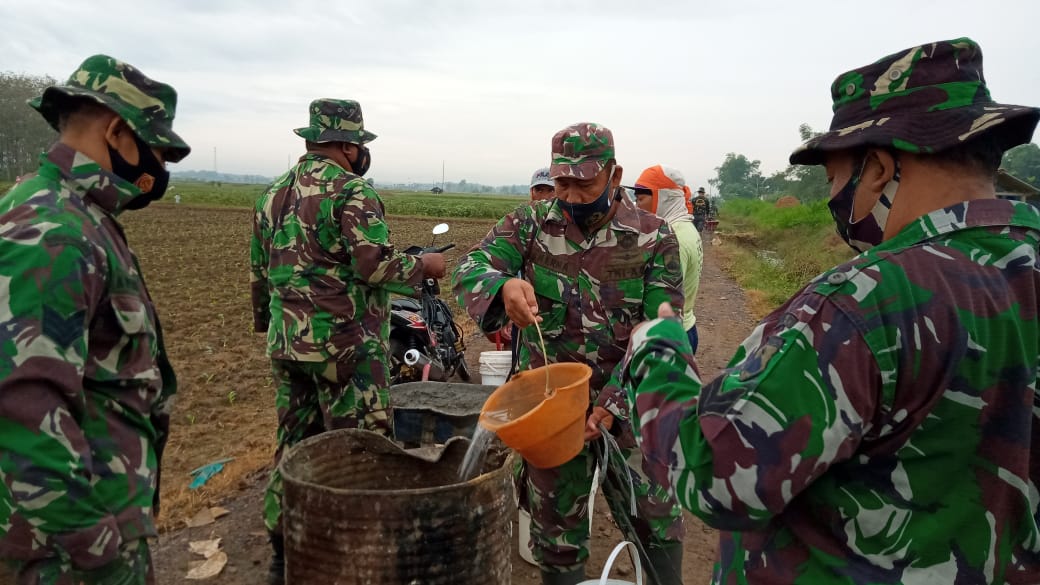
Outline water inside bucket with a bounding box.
[481,383,550,424]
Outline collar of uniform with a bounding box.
[546,190,642,234]
[883,198,1040,250]
[43,143,141,216]
[298,152,350,174]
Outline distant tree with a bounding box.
[714,153,764,199]
[758,124,831,202]
[0,72,58,181]
[1001,143,1040,187]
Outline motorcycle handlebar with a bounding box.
[404,243,456,256]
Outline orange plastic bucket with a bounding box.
[479,363,591,469]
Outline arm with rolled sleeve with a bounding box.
[0,239,123,569]
[620,292,879,530]
[452,206,534,335]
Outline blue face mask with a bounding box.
[558,167,616,231]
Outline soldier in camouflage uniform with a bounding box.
[453,122,686,585]
[250,98,446,584]
[0,55,190,584]
[618,38,1040,584]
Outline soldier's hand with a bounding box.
[584,407,614,441]
[421,253,446,279]
[656,302,676,319]
[502,278,540,327]
[632,302,677,339]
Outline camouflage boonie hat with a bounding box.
[29,54,191,163]
[791,37,1039,166]
[549,122,615,180]
[294,98,377,144]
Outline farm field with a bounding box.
[117,193,756,583]
[121,202,500,533]
[168,180,528,218]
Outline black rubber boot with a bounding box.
[645,544,684,585]
[267,533,285,585]
[540,567,586,585]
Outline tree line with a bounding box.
[0,72,58,181]
[712,124,1040,202]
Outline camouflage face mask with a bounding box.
[829,154,901,253]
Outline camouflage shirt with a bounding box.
[0,144,176,570]
[251,153,423,362]
[691,195,710,218]
[620,199,1040,584]
[453,194,683,416]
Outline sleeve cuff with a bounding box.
[50,514,123,570]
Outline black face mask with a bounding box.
[558,168,616,231]
[111,132,169,210]
[351,145,371,177]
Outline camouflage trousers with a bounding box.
[523,439,685,571]
[2,538,152,585]
[263,345,393,535]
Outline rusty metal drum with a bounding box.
[280,429,513,584]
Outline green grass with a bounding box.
[717,199,853,316]
[381,191,527,218]
[0,181,12,194]
[6,177,527,219]
[167,181,527,218]
[168,181,267,207]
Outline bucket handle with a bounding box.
[597,541,643,585]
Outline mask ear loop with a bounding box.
[845,153,870,226]
[863,157,901,230]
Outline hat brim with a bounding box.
[294,127,377,144]
[29,86,192,163]
[530,180,554,188]
[790,103,1040,166]
[549,159,606,181]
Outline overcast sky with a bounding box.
[3,0,1039,189]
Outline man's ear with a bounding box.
[103,116,122,149]
[103,116,140,165]
[863,149,897,194]
[611,164,623,187]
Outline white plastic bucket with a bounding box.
[518,509,537,566]
[479,350,512,386]
[578,541,644,585]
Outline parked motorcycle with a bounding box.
[389,223,471,384]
